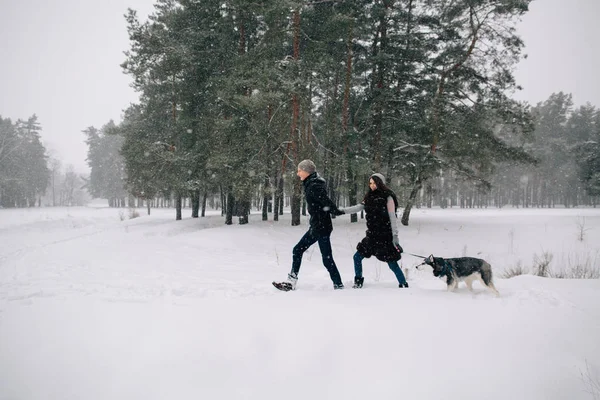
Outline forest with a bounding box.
[1,1,599,226]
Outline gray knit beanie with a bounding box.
[371,173,386,185]
[298,159,317,174]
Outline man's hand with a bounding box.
[332,208,345,216]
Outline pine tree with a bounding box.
[572,104,600,197]
[84,123,127,206]
[397,0,535,223]
[0,115,49,207]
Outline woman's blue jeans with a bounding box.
[353,251,407,285]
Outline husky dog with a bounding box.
[418,254,500,296]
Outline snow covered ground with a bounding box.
[1,205,600,400]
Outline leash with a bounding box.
[406,252,428,269]
[405,252,427,259]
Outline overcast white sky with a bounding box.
[1,0,599,173]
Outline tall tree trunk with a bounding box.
[290,8,302,227]
[292,179,302,225]
[238,190,251,225]
[371,1,393,170]
[348,166,358,223]
[175,192,182,221]
[52,170,56,206]
[401,171,422,226]
[343,19,357,223]
[262,175,270,221]
[225,189,234,225]
[191,190,200,218]
[220,186,226,216]
[273,175,280,222]
[279,181,284,215]
[201,188,207,217]
[425,182,432,208]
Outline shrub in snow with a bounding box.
[580,360,600,400]
[533,251,553,277]
[502,261,527,279]
[575,216,590,242]
[551,251,600,279]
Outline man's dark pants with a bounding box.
[291,229,343,286]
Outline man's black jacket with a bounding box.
[302,172,342,237]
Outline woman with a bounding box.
[340,173,408,288]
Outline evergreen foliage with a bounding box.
[79,0,599,220]
[0,115,50,207]
[83,122,127,206]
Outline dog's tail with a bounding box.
[482,261,500,296]
[481,262,494,285]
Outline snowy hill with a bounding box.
[1,206,599,399]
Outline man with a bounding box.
[274,159,345,291]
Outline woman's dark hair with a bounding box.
[369,175,389,192]
[363,175,399,212]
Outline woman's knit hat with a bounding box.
[371,173,386,185]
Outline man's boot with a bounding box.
[287,272,298,290]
